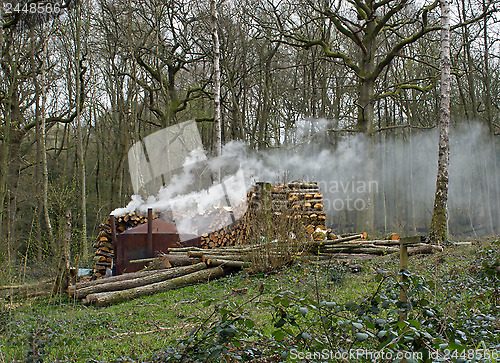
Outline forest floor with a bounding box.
[0,237,499,362]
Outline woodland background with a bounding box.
[0,0,499,266]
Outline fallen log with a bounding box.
[309,234,365,246]
[140,255,202,270]
[71,268,181,291]
[84,266,225,307]
[205,258,250,269]
[408,244,443,255]
[187,251,250,261]
[320,246,400,255]
[201,254,250,262]
[0,278,54,292]
[338,232,367,238]
[0,279,54,299]
[310,238,421,251]
[167,247,207,253]
[317,242,400,249]
[73,263,207,299]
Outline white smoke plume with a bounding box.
[113,119,499,237]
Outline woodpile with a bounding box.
[92,181,445,285]
[78,231,444,305]
[93,181,325,266]
[92,212,158,279]
[309,233,443,256]
[75,245,257,306]
[269,181,326,235]
[199,201,250,248]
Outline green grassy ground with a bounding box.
[1,239,499,362]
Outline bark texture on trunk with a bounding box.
[211,0,222,159]
[53,207,71,294]
[430,0,451,245]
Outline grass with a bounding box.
[1,238,499,362]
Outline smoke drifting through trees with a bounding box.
[116,120,498,237]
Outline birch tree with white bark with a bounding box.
[430,0,451,244]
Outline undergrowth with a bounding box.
[0,238,499,362]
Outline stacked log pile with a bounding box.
[92,212,158,278]
[199,201,250,249]
[270,181,326,234]
[78,233,445,306]
[80,239,301,306]
[197,181,327,248]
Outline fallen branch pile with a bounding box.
[75,240,297,306]
[72,247,254,306]
[309,233,443,255]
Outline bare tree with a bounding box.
[259,0,493,134]
[211,0,222,158]
[430,0,451,245]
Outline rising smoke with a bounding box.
[114,119,499,237]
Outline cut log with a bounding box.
[73,263,207,299]
[84,266,225,307]
[201,254,250,262]
[71,269,175,291]
[408,244,443,255]
[205,258,250,269]
[137,255,202,270]
[168,247,206,253]
[308,234,365,247]
[338,232,368,238]
[320,246,399,255]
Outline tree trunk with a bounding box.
[430,0,451,245]
[211,0,222,160]
[358,78,375,133]
[460,0,477,119]
[358,19,376,134]
[75,1,88,260]
[482,0,493,134]
[53,207,71,295]
[85,266,225,307]
[41,31,54,246]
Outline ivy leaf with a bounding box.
[274,318,286,328]
[326,302,336,309]
[272,330,285,342]
[352,322,363,330]
[355,332,368,341]
[409,320,421,329]
[345,302,358,311]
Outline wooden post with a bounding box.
[147,208,153,256]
